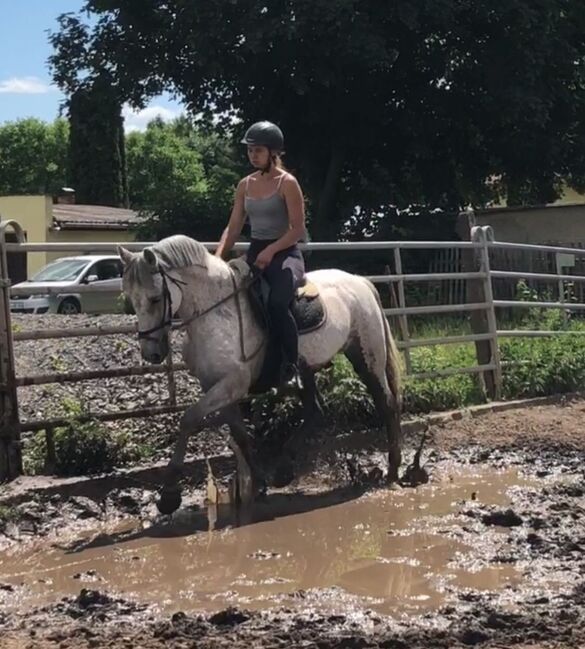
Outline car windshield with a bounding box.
[31,259,89,282]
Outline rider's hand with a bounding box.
[254,247,275,270]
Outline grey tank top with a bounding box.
[244,174,290,240]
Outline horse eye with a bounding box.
[149,296,162,305]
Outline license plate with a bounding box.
[11,301,25,310]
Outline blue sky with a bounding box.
[0,0,184,130]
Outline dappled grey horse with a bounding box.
[119,235,402,514]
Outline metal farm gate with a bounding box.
[3,215,585,481]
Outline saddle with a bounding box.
[229,259,327,393]
[249,271,326,336]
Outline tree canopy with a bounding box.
[0,114,242,242]
[126,117,245,240]
[47,1,585,238]
[0,118,68,196]
[68,75,128,207]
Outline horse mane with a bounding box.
[123,234,216,285]
[151,235,210,270]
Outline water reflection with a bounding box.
[0,466,531,616]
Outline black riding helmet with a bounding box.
[240,121,284,152]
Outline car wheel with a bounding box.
[58,298,81,315]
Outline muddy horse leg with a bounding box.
[299,362,325,429]
[158,374,250,515]
[344,339,402,483]
[269,364,324,489]
[221,402,264,504]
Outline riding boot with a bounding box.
[280,359,302,390]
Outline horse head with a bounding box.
[118,245,184,364]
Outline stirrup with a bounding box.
[280,362,301,390]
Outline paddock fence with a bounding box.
[2,215,585,481]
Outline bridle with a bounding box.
[134,264,265,362]
[135,267,188,342]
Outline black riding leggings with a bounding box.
[247,240,305,365]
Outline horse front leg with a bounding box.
[221,402,265,505]
[158,373,249,515]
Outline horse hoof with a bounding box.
[399,466,430,488]
[157,486,182,515]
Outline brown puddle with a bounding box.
[0,465,537,617]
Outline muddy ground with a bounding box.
[1,397,585,648]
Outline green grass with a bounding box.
[249,306,585,437]
[500,326,585,399]
[320,305,585,424]
[0,505,19,525]
[406,306,585,412]
[24,396,156,477]
[405,343,483,413]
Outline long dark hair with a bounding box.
[272,153,288,172]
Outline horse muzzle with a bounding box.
[140,335,169,364]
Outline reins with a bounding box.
[136,265,266,363]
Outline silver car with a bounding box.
[10,255,124,315]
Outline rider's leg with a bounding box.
[266,266,298,372]
[264,251,304,381]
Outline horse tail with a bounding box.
[365,279,403,408]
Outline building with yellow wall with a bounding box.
[0,194,139,281]
[476,183,585,248]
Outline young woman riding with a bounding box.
[215,121,307,385]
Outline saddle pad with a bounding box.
[297,280,319,300]
[291,291,326,334]
[247,274,326,393]
[247,270,326,335]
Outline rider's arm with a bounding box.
[215,179,246,259]
[265,174,306,255]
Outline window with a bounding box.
[88,260,123,281]
[32,258,89,282]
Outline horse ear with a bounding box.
[143,248,159,269]
[118,246,134,267]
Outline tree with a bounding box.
[68,74,128,207]
[49,1,585,238]
[0,118,68,196]
[127,117,244,240]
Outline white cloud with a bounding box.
[0,76,53,94]
[122,104,181,132]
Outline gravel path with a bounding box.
[12,314,214,464]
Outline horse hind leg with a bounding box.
[270,362,325,489]
[344,336,402,483]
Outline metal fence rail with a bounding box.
[2,215,585,481]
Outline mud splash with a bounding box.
[0,465,541,617]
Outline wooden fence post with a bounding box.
[458,211,486,399]
[468,222,502,400]
[458,211,503,400]
[478,225,502,400]
[0,219,24,481]
[389,250,413,374]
